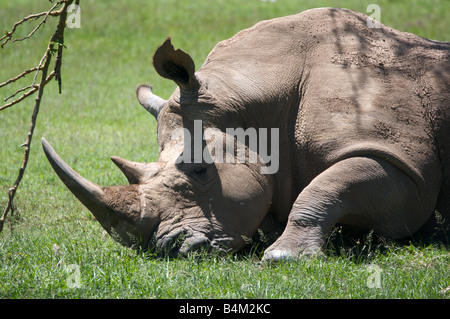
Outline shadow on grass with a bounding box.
[133,211,449,264]
[323,215,449,265]
[240,213,450,264]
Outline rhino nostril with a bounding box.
[157,229,188,257]
[179,236,210,256]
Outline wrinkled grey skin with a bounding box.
[42,8,450,261]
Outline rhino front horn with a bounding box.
[41,137,143,245]
[41,137,107,210]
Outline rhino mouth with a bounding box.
[150,226,238,257]
[152,229,212,257]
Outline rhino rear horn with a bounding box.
[110,156,161,184]
[153,37,199,92]
[136,84,166,119]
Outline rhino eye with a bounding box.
[178,163,215,186]
[188,164,212,183]
[192,165,207,176]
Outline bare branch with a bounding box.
[0,71,55,111]
[3,84,36,102]
[0,0,65,48]
[33,49,49,86]
[0,66,42,88]
[0,0,67,110]
[12,1,65,44]
[2,85,38,105]
[0,0,75,234]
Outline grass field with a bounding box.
[1,0,449,299]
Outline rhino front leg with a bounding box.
[263,156,431,262]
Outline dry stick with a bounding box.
[12,1,63,44]
[0,54,54,110]
[3,84,38,102]
[0,66,42,89]
[0,0,72,234]
[1,72,56,108]
[0,0,64,48]
[0,54,54,233]
[0,2,65,108]
[0,85,39,111]
[1,42,53,111]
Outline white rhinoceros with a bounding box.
[42,8,450,261]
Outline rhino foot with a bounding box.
[262,244,323,263]
[262,249,298,262]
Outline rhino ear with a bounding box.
[153,37,198,92]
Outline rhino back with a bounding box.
[296,8,450,201]
[200,8,449,209]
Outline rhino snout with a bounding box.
[149,226,213,257]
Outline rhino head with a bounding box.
[42,38,278,256]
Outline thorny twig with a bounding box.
[0,0,65,48]
[0,0,76,234]
[10,1,64,44]
[0,66,42,88]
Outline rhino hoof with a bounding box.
[262,249,299,263]
[262,247,325,263]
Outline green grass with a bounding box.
[1,0,449,299]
